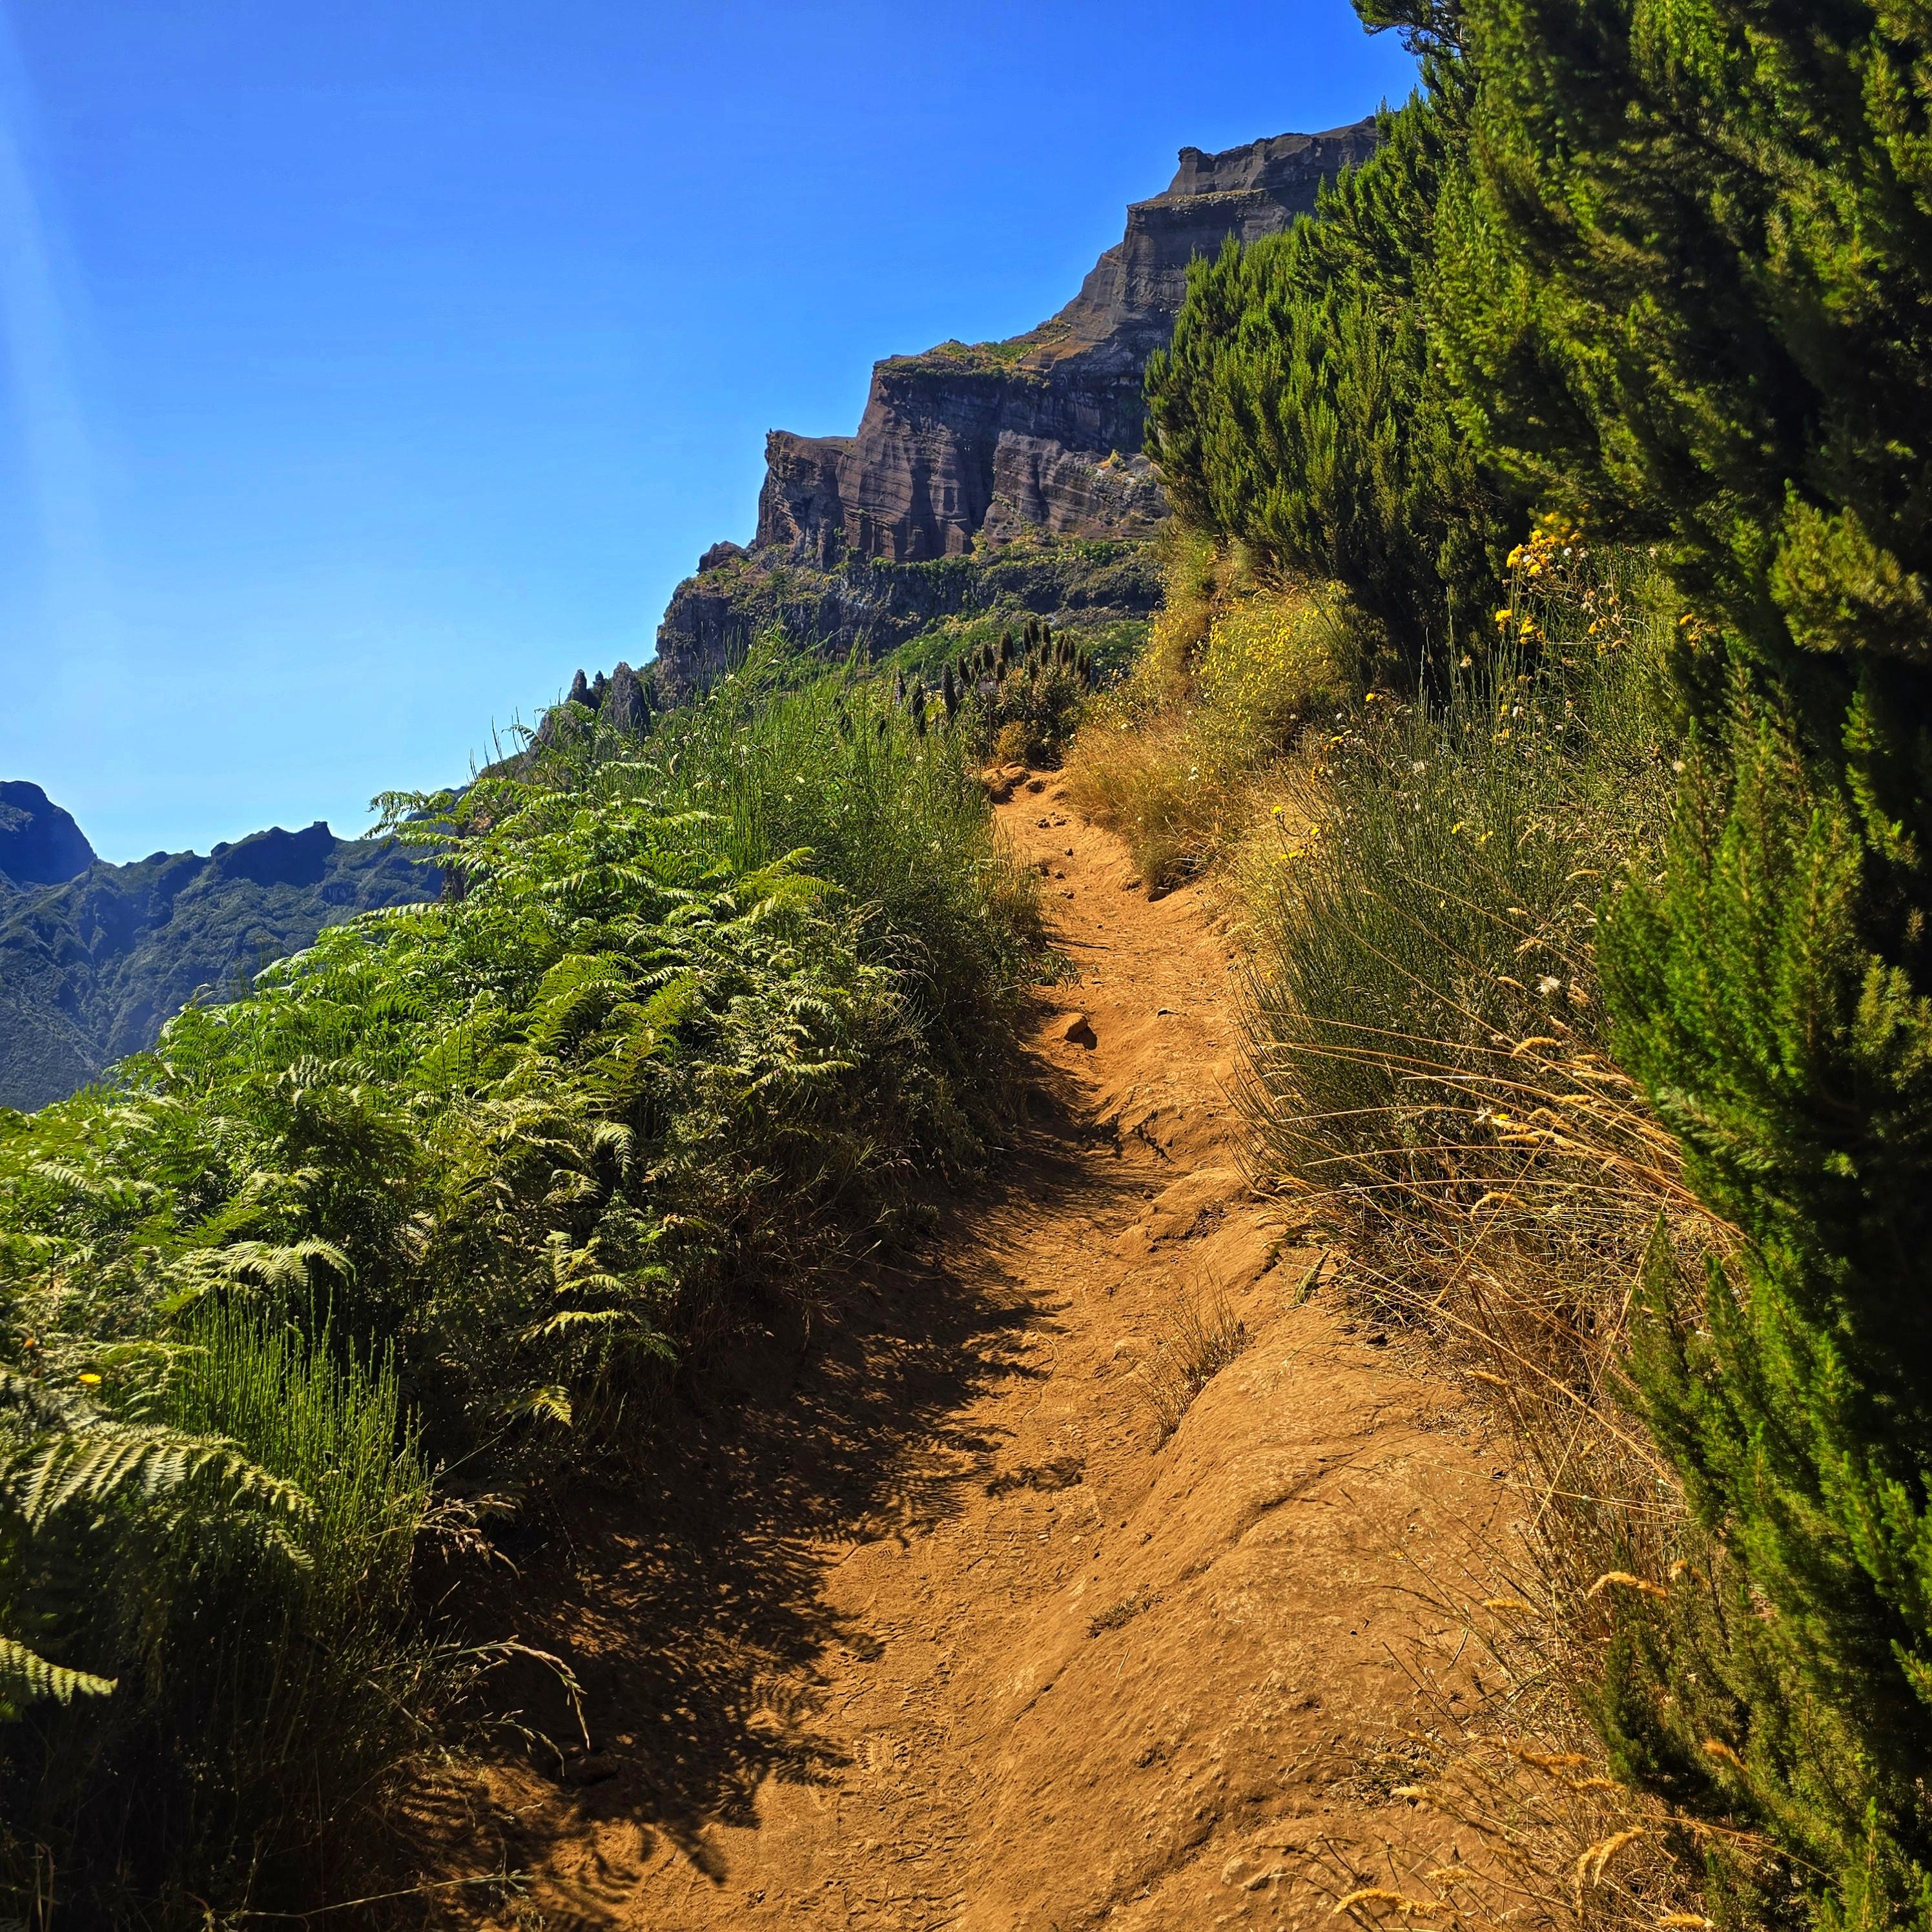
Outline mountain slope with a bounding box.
[0,814,433,1111]
[0,781,96,889]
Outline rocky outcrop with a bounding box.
[0,780,97,889]
[657,119,1378,695]
[541,661,655,746]
[745,121,1379,571]
[654,540,1163,699]
[981,440,1166,546]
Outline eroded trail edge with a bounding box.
[453,781,1512,1931]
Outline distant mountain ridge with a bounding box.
[0,795,433,1112]
[655,119,1380,697]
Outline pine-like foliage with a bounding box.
[1145,63,1522,666]
[1441,1,1932,1920]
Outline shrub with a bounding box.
[648,646,1042,1127]
[1439,3,1932,1915]
[1146,72,1524,670]
[0,646,1040,1922]
[1129,1282,1249,1442]
[1240,547,1678,1248]
[0,1293,435,1920]
[1064,546,1353,889]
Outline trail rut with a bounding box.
[447,781,1514,1931]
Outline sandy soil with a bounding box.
[433,779,1516,1931]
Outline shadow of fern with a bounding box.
[411,1054,1104,1918]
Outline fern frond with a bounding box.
[0,1634,116,1705]
[3,1422,312,1530]
[503,1384,573,1426]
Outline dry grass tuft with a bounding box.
[1087,1588,1159,1637]
[1235,547,1767,1927]
[1062,529,1355,890]
[1129,1281,1250,1440]
[1074,531,1771,1927]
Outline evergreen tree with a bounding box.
[1440,1,1932,1917]
[1146,61,1523,668]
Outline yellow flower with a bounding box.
[77,1372,102,1386]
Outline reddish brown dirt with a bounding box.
[440,783,1514,1931]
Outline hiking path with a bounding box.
[446,777,1512,1931]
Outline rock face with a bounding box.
[535,659,656,751]
[655,540,1164,697]
[749,121,1379,570]
[657,119,1379,695]
[0,780,98,888]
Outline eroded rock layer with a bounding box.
[754,122,1377,569]
[657,120,1378,694]
[657,540,1161,698]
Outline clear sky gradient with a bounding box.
[0,1,1415,861]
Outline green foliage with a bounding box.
[1425,1,1932,1919]
[0,1637,114,1709]
[0,1313,431,1918]
[940,617,1099,767]
[646,647,1042,1113]
[666,533,1162,679]
[0,646,1038,1921]
[1146,77,1523,666]
[884,610,1148,690]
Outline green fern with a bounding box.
[0,637,1036,1916]
[0,1634,115,1706]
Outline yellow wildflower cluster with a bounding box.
[1505,511,1585,581]
[1494,511,1590,649]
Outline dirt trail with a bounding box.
[455,784,1512,1931]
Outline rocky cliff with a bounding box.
[656,120,1379,695]
[755,122,1381,568]
[655,539,1163,697]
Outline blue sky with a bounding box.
[0,1,1414,862]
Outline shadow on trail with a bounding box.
[440,1051,1120,1920]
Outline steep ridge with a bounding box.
[655,122,1378,697]
[0,812,433,1111]
[753,123,1380,568]
[0,781,96,889]
[438,785,1513,1930]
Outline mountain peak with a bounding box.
[0,781,97,889]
